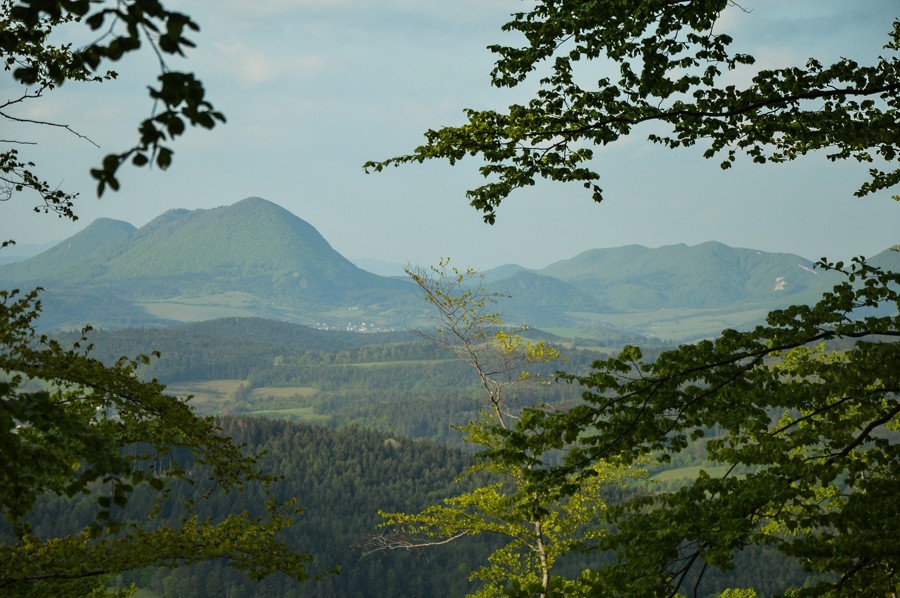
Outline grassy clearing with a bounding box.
[137,292,262,322]
[164,381,330,421]
[577,305,772,341]
[137,302,257,321]
[249,386,317,399]
[654,465,731,482]
[167,379,247,406]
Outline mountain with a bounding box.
[1,198,891,340]
[481,263,534,283]
[473,242,866,339]
[0,218,136,284]
[71,197,404,303]
[539,241,837,311]
[485,270,608,327]
[870,246,900,271]
[0,198,417,330]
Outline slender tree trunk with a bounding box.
[535,518,550,598]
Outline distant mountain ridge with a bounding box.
[0,218,136,283]
[72,198,403,303]
[538,241,835,311]
[0,197,893,339]
[0,198,418,329]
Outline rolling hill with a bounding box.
[485,270,609,327]
[1,197,891,339]
[0,198,418,330]
[539,241,838,311]
[0,218,137,284]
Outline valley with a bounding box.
[2,198,896,597]
[33,314,809,597]
[4,2,897,596]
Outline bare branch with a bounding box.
[1,110,100,149]
[360,531,469,557]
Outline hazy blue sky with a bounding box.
[3,0,897,270]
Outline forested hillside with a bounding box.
[55,318,615,445]
[0,198,419,331]
[59,318,416,382]
[11,418,494,597]
[9,417,811,597]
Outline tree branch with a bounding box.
[360,531,469,557]
[0,111,100,148]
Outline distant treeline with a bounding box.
[58,317,668,383]
[54,319,646,446]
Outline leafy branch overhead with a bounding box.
[375,3,899,595]
[1,2,319,594]
[1,0,224,217]
[365,2,900,222]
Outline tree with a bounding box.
[2,0,223,223]
[1,2,312,593]
[365,2,899,223]
[367,2,899,595]
[501,259,900,596]
[0,288,313,595]
[367,261,635,598]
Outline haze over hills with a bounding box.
[0,240,67,266]
[0,197,891,339]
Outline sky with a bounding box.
[2,0,898,271]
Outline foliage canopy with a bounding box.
[0,289,312,594]
[370,262,635,598]
[366,1,899,222]
[368,2,900,596]
[497,260,900,595]
[1,0,223,222]
[0,2,316,594]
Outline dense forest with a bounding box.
[0,315,810,596]
[5,285,889,597]
[56,319,639,446]
[11,416,812,597]
[10,418,492,597]
[5,319,815,596]
[4,279,891,597]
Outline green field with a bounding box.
[654,465,731,482]
[166,380,326,420]
[167,379,247,404]
[563,305,773,341]
[137,292,262,322]
[249,386,317,399]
